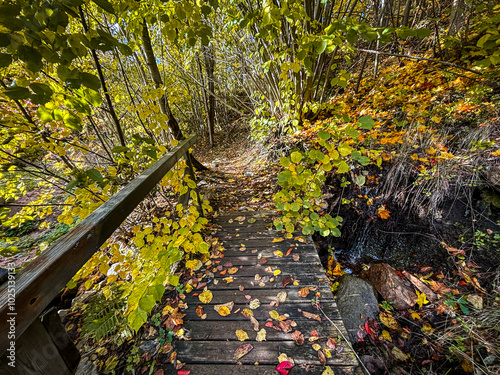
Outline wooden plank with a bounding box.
[183,302,340,321]
[183,320,344,341]
[221,239,315,248]
[197,275,330,291]
[213,253,320,266]
[162,364,362,375]
[0,317,71,374]
[205,263,326,278]
[40,308,80,372]
[0,135,198,354]
[174,341,358,366]
[184,287,333,305]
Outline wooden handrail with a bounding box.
[0,135,198,354]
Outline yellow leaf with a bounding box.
[217,306,231,316]
[235,329,249,341]
[256,328,266,342]
[199,290,213,304]
[273,269,281,276]
[269,310,280,320]
[228,267,239,274]
[312,343,321,351]
[409,309,421,320]
[273,250,283,257]
[272,238,284,242]
[382,330,392,342]
[323,348,332,358]
[379,311,401,332]
[321,366,335,375]
[415,290,429,308]
[223,277,234,283]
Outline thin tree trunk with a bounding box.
[140,20,207,170]
[79,6,126,147]
[203,45,216,148]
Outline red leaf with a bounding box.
[282,276,293,288]
[177,370,190,375]
[276,361,294,375]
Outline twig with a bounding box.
[318,306,370,375]
[357,48,482,75]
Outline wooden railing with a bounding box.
[0,135,200,369]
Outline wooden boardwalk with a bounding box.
[169,212,361,374]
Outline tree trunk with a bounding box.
[203,45,216,148]
[140,20,207,170]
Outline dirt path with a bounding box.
[193,126,278,213]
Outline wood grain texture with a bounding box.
[174,212,360,373]
[0,135,198,354]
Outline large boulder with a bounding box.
[336,274,379,344]
[365,263,417,310]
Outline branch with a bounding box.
[357,48,482,75]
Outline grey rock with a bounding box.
[484,355,498,366]
[75,358,99,375]
[71,290,96,307]
[336,274,379,344]
[139,340,159,355]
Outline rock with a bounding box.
[75,358,99,375]
[139,340,159,355]
[198,180,208,187]
[365,263,417,310]
[57,308,70,321]
[483,355,498,366]
[244,172,255,177]
[336,274,379,344]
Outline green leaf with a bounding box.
[86,168,104,183]
[338,143,352,156]
[139,295,156,312]
[318,130,331,140]
[79,72,101,91]
[354,175,366,187]
[416,28,431,39]
[345,126,360,139]
[128,308,148,332]
[63,111,82,131]
[358,115,375,129]
[337,161,349,173]
[65,179,78,191]
[37,106,53,122]
[317,40,327,54]
[92,0,115,14]
[291,151,302,163]
[280,157,290,167]
[169,275,179,287]
[111,146,129,153]
[30,83,53,104]
[3,86,30,100]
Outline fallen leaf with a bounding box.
[276,361,294,375]
[377,206,391,219]
[321,366,335,375]
[415,290,430,308]
[272,238,284,243]
[199,290,213,304]
[274,269,282,276]
[256,328,266,341]
[228,267,239,274]
[279,320,293,333]
[282,276,293,288]
[301,311,321,321]
[323,348,332,358]
[326,338,337,349]
[216,306,231,316]
[235,329,249,341]
[409,309,421,320]
[292,254,300,262]
[260,257,268,264]
[177,370,190,375]
[382,330,392,342]
[274,250,284,257]
[223,277,234,283]
[285,248,292,256]
[250,316,259,331]
[239,285,245,291]
[291,330,304,345]
[241,308,253,318]
[249,299,261,309]
[247,218,256,223]
[312,343,321,351]
[269,310,280,320]
[318,349,327,365]
[379,311,401,332]
[233,343,253,360]
[195,306,204,318]
[298,287,311,298]
[277,291,287,303]
[391,347,409,361]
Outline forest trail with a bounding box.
[166,212,362,374]
[194,126,278,213]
